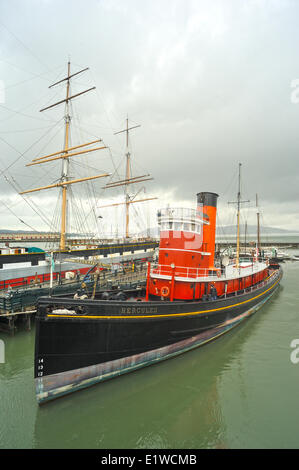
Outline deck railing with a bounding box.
[150,257,269,280]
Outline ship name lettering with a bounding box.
[120,307,157,314]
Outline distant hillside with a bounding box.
[0,230,90,236]
[1,226,297,237]
[0,230,41,234]
[216,225,297,235]
[137,224,297,238]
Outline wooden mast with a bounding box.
[103,117,158,239]
[60,61,71,251]
[20,62,109,250]
[244,219,247,256]
[236,163,241,268]
[256,194,260,258]
[125,118,130,238]
[114,117,141,238]
[228,163,249,268]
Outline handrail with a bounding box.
[150,258,269,280]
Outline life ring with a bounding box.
[161,286,170,297]
[216,270,221,278]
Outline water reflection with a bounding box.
[0,280,287,449]
[0,329,37,449]
[33,296,276,449]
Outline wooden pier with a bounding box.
[0,265,147,335]
[0,309,35,335]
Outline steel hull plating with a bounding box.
[35,269,282,403]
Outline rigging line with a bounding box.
[21,124,65,184]
[260,212,270,244]
[0,59,64,82]
[0,120,64,226]
[70,121,120,174]
[1,196,39,232]
[81,176,98,234]
[50,192,62,234]
[71,160,107,174]
[54,194,62,230]
[0,154,59,223]
[73,194,92,239]
[216,213,230,248]
[0,125,55,134]
[69,186,92,239]
[3,175,52,227]
[0,21,51,72]
[222,165,239,197]
[0,67,65,124]
[89,70,122,141]
[0,86,62,124]
[0,116,64,177]
[132,157,152,177]
[72,116,115,131]
[88,70,124,167]
[71,119,120,167]
[77,177,97,238]
[70,118,120,229]
[63,107,96,239]
[5,69,62,91]
[0,103,57,124]
[131,203,145,233]
[72,117,102,231]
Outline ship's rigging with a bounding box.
[17,62,156,246]
[19,62,112,250]
[99,116,157,239]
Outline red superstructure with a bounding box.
[147,192,269,301]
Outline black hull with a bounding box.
[34,268,282,403]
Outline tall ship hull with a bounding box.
[0,240,157,290]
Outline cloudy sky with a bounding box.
[0,0,299,237]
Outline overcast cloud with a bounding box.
[0,0,299,236]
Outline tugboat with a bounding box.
[34,191,282,403]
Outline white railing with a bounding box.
[150,257,269,281]
[151,263,220,279]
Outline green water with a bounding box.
[0,259,299,449]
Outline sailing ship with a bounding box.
[34,163,282,403]
[0,245,94,290]
[0,63,157,290]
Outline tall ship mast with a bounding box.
[19,62,110,250]
[99,116,157,239]
[256,193,261,258]
[228,163,250,267]
[0,64,159,293]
